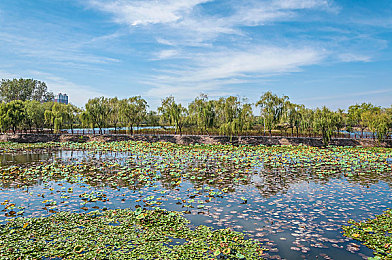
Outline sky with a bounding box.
[0,0,391,110]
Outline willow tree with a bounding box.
[24,101,45,132]
[348,103,379,137]
[120,96,148,135]
[299,107,314,136]
[188,94,215,134]
[215,96,253,139]
[285,102,303,137]
[313,107,337,146]
[85,97,111,134]
[373,113,391,142]
[256,91,289,136]
[108,97,121,134]
[44,102,68,134]
[63,104,80,134]
[361,106,382,139]
[363,110,391,141]
[145,111,160,126]
[79,110,91,132]
[0,100,26,134]
[158,96,187,135]
[334,109,346,135]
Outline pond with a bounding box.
[0,142,391,259]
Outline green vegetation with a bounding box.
[0,208,263,259]
[1,78,392,144]
[0,78,54,103]
[158,96,187,135]
[343,209,392,259]
[0,142,58,152]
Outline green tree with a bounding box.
[334,109,345,135]
[63,104,80,134]
[348,103,379,137]
[188,94,216,134]
[108,97,121,134]
[285,102,304,137]
[216,96,253,139]
[158,96,187,135]
[45,103,68,134]
[0,100,26,134]
[373,113,391,142]
[24,101,45,132]
[0,78,54,102]
[256,92,289,136]
[120,96,148,135]
[145,111,160,126]
[313,106,337,146]
[361,109,390,141]
[79,110,91,132]
[85,97,111,134]
[295,107,314,137]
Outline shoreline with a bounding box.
[0,133,391,147]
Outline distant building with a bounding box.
[54,93,69,105]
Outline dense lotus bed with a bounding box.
[0,141,391,259]
[343,209,392,259]
[0,208,263,259]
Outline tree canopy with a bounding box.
[0,78,54,103]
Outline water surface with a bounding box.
[1,148,391,259]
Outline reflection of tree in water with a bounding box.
[0,152,54,166]
[157,157,253,192]
[1,149,392,201]
[252,164,392,198]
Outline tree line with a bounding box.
[1,78,391,145]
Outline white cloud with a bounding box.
[88,0,211,26]
[338,53,371,63]
[144,46,324,100]
[232,0,335,27]
[87,0,334,45]
[0,32,120,66]
[161,46,323,82]
[156,38,176,46]
[155,49,179,60]
[272,0,331,10]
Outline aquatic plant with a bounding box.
[0,208,264,259]
[343,209,392,259]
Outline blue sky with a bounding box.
[0,0,391,110]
